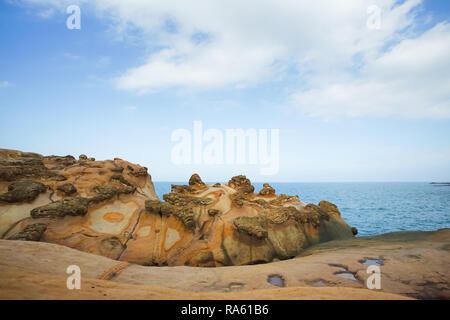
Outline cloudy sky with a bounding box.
[0,0,449,182]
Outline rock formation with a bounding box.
[0,149,356,267]
[2,229,449,299]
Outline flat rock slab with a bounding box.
[0,228,448,299]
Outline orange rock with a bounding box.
[0,149,355,267]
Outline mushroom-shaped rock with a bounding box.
[189,173,205,186]
[259,183,275,196]
[78,154,88,161]
[228,175,255,194]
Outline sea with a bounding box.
[153,182,450,236]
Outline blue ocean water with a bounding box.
[153,182,450,236]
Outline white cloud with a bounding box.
[291,22,450,119]
[14,0,450,118]
[0,81,10,88]
[36,7,55,19]
[99,0,425,94]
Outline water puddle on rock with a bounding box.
[312,280,327,287]
[359,257,383,266]
[328,264,360,282]
[334,272,358,281]
[267,274,285,287]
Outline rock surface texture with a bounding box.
[1,229,449,299]
[0,149,355,266]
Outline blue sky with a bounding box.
[0,0,449,182]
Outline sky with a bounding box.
[0,0,449,182]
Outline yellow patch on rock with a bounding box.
[164,228,180,250]
[136,226,151,238]
[87,201,138,235]
[103,212,125,223]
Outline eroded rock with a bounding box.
[128,166,148,177]
[208,209,220,216]
[228,175,255,194]
[259,183,275,196]
[233,216,268,239]
[1,149,356,267]
[90,184,136,203]
[57,183,77,196]
[30,197,90,218]
[0,180,47,203]
[189,173,205,186]
[163,193,212,207]
[8,223,47,241]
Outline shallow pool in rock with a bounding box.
[329,264,360,282]
[267,275,285,287]
[360,258,383,266]
[312,280,327,287]
[334,272,359,282]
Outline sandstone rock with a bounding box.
[43,155,76,170]
[233,216,268,239]
[189,173,205,186]
[2,237,431,300]
[110,165,124,173]
[1,149,355,267]
[208,209,220,216]
[0,180,47,203]
[30,197,90,218]
[128,166,148,177]
[173,208,195,230]
[90,184,136,203]
[0,151,62,182]
[8,223,47,241]
[145,199,162,213]
[171,184,195,194]
[163,192,212,207]
[79,154,88,161]
[56,183,77,196]
[110,174,134,187]
[259,183,275,196]
[228,175,255,194]
[318,200,340,216]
